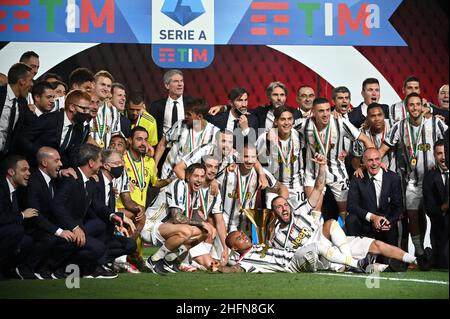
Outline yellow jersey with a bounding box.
[116,151,157,208]
[132,111,158,146]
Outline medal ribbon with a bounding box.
[126,151,145,193]
[277,135,294,165]
[95,104,107,141]
[184,185,193,219]
[189,123,208,152]
[370,129,385,149]
[236,168,255,208]
[199,188,210,220]
[405,115,424,160]
[312,123,332,155]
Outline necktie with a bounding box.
[4,98,17,152]
[11,190,19,214]
[369,176,378,208]
[171,101,178,126]
[49,180,55,199]
[108,182,115,211]
[60,124,73,151]
[81,123,90,143]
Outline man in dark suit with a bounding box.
[149,69,193,143]
[0,155,38,280]
[0,63,34,159]
[51,144,124,278]
[347,148,403,252]
[251,81,301,131]
[111,83,132,138]
[423,140,449,269]
[206,87,259,147]
[19,89,92,168]
[25,147,77,279]
[94,149,137,273]
[348,78,389,128]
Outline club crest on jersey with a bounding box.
[418,143,431,152]
[228,191,251,199]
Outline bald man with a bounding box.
[347,148,403,254]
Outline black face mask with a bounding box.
[74,112,91,124]
[109,166,124,179]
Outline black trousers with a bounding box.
[429,214,449,269]
[0,224,34,271]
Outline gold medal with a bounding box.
[411,158,417,167]
[98,140,104,148]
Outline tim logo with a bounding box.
[152,0,214,69]
[0,0,115,34]
[250,1,290,36]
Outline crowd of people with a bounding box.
[0,50,448,280]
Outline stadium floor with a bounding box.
[0,247,448,299]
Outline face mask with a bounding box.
[74,112,91,124]
[109,166,124,179]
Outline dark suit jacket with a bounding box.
[348,170,403,223]
[206,109,259,145]
[51,168,114,231]
[0,85,28,155]
[430,104,449,124]
[0,177,25,226]
[149,96,193,142]
[251,104,301,130]
[120,114,132,138]
[348,102,390,128]
[26,169,59,234]
[423,168,448,218]
[19,110,83,168]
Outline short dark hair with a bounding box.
[367,102,385,114]
[405,92,422,105]
[42,73,63,82]
[228,87,248,101]
[274,105,294,120]
[362,78,379,90]
[31,81,54,99]
[332,86,351,101]
[270,195,285,211]
[2,154,27,175]
[111,82,126,94]
[68,67,94,89]
[50,80,68,93]
[296,85,314,95]
[7,62,32,85]
[78,144,101,166]
[313,97,330,107]
[185,98,208,117]
[128,91,145,105]
[403,76,420,88]
[19,51,39,63]
[225,231,239,249]
[185,163,206,180]
[131,126,149,139]
[434,139,445,151]
[110,133,127,144]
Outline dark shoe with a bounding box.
[145,256,168,274]
[417,247,433,271]
[357,253,377,273]
[129,257,152,273]
[84,266,118,279]
[51,268,68,279]
[34,268,53,280]
[163,259,180,273]
[15,265,37,280]
[387,258,408,272]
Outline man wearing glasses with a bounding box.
[20,89,91,168]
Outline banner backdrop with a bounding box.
[0,0,406,67]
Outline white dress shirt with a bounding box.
[365,168,383,222]
[60,111,73,147]
[0,85,19,151]
[163,96,184,135]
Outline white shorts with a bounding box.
[189,242,212,258]
[140,221,165,246]
[346,236,374,259]
[287,243,320,272]
[304,178,349,203]
[405,181,423,210]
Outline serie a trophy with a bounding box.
[240,208,277,245]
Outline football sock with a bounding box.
[411,235,424,255]
[151,244,171,261]
[329,220,352,256]
[402,253,417,264]
[136,236,144,258]
[318,241,358,268]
